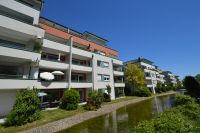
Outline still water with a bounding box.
[59,94,175,133]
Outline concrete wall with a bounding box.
[0,90,17,117]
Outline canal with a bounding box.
[59,94,175,133]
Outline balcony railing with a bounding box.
[113,68,123,72]
[41,57,67,63]
[72,62,91,67]
[0,40,38,53]
[0,74,36,80]
[71,80,92,83]
[114,80,124,83]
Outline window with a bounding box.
[98,74,110,81]
[98,88,106,93]
[97,74,102,81]
[104,75,110,81]
[97,60,109,68]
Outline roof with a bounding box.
[124,57,154,65]
[83,31,108,43]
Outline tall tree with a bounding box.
[183,76,200,98]
[195,74,200,84]
[124,64,145,94]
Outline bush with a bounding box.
[153,110,193,133]
[5,89,40,126]
[85,90,104,110]
[135,120,154,133]
[175,94,195,106]
[60,89,80,110]
[134,86,151,97]
[103,93,111,102]
[155,82,166,93]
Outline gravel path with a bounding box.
[21,91,176,133]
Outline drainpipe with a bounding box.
[92,54,94,90]
[68,36,73,90]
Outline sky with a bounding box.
[41,0,200,79]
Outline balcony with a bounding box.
[0,15,44,39]
[114,83,125,87]
[0,42,40,61]
[0,78,37,89]
[36,81,68,89]
[40,59,69,70]
[112,59,123,65]
[72,47,93,58]
[113,71,124,76]
[0,0,41,24]
[71,64,92,72]
[43,39,70,53]
[71,81,93,88]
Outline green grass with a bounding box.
[102,96,137,106]
[0,107,86,133]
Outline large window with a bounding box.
[97,60,109,68]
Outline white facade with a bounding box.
[0,0,125,117]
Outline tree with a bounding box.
[124,64,145,94]
[183,76,200,98]
[195,74,200,84]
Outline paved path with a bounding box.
[21,91,176,133]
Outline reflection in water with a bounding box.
[59,95,175,133]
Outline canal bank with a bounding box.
[22,91,176,133]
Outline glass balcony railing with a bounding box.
[71,80,92,83]
[72,61,91,67]
[0,74,36,80]
[41,57,68,63]
[0,39,38,53]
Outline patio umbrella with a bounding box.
[40,72,54,81]
[38,92,48,103]
[52,71,64,75]
[38,92,47,97]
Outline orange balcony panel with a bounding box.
[39,23,118,57]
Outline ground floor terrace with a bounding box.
[0,87,125,118]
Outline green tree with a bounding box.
[195,74,200,84]
[183,76,200,98]
[124,64,145,94]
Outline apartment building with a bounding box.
[0,0,125,117]
[124,58,165,94]
[162,71,177,85]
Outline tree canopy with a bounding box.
[124,64,145,89]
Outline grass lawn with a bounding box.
[0,96,137,133]
[0,107,86,133]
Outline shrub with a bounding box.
[60,89,80,110]
[103,85,112,102]
[103,93,111,102]
[5,89,40,126]
[175,94,195,106]
[153,110,193,133]
[85,90,104,110]
[177,102,200,120]
[134,86,151,97]
[134,120,154,133]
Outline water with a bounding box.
[59,94,175,133]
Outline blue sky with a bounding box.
[41,0,200,79]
